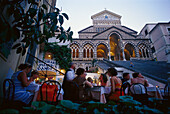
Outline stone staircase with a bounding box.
[100,59,170,84]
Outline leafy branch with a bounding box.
[0,0,73,56]
[44,42,72,70]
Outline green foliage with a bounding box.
[0,0,73,55]
[44,42,72,70]
[0,109,19,114]
[2,98,168,114]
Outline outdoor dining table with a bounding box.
[104,86,163,100]
[146,87,163,99]
[87,86,107,104]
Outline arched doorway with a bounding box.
[97,43,108,59]
[124,43,136,60]
[109,33,122,60]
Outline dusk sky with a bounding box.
[57,0,170,38]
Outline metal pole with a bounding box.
[28,52,64,75]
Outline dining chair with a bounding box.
[66,81,80,102]
[130,83,148,104]
[164,83,170,100]
[39,80,61,105]
[3,79,15,103]
[2,79,27,110]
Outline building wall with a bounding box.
[70,10,153,69]
[0,0,57,102]
[150,23,170,62]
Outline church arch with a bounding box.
[124,43,136,60]
[138,43,149,58]
[108,32,123,60]
[70,43,79,58]
[83,43,94,58]
[97,43,108,59]
[69,41,80,48]
[82,42,95,48]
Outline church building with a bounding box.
[69,10,153,70]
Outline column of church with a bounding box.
[144,49,147,58]
[79,48,83,60]
[122,46,126,61]
[94,48,97,59]
[136,47,140,58]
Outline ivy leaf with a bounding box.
[28,0,38,5]
[67,27,71,32]
[42,4,47,10]
[59,15,64,25]
[16,47,22,54]
[62,13,69,20]
[28,8,37,18]
[22,47,26,56]
[12,43,21,49]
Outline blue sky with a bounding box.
[57,0,170,38]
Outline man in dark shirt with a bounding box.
[121,73,130,95]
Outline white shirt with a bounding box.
[66,68,75,81]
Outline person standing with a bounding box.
[62,62,76,99]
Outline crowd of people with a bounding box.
[62,62,150,102]
[8,62,150,105]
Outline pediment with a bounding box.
[91,10,121,20]
[93,26,136,39]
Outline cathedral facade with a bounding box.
[69,10,153,69]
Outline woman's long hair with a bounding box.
[18,63,32,70]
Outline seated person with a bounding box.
[73,68,93,101]
[131,72,149,87]
[121,73,131,94]
[11,63,37,106]
[87,77,95,87]
[26,70,40,102]
[107,68,124,102]
[27,70,40,93]
[99,73,108,86]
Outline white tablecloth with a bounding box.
[88,86,106,103]
[146,87,163,99]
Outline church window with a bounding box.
[151,47,155,53]
[138,43,149,58]
[146,49,149,58]
[105,15,108,19]
[83,44,93,58]
[70,44,79,58]
[91,49,93,58]
[145,30,148,36]
[167,28,170,34]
